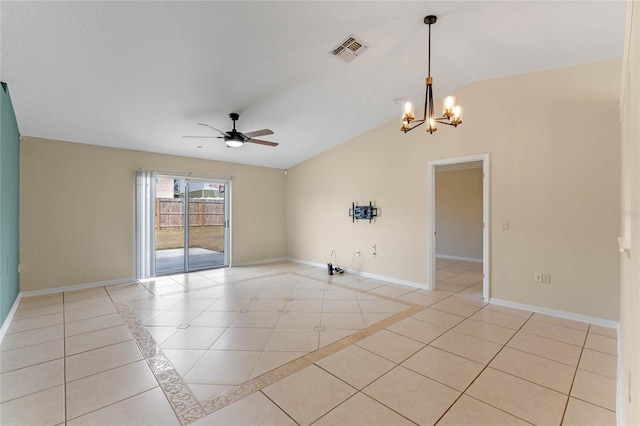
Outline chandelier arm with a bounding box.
[402,120,426,133]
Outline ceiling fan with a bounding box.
[184,113,278,148]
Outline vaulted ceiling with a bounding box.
[1,1,626,169]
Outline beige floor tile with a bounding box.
[402,345,484,392]
[246,298,287,312]
[192,390,296,426]
[18,294,63,309]
[0,385,65,425]
[0,324,63,352]
[362,312,394,327]
[163,349,206,376]
[289,289,325,301]
[571,369,616,411]
[531,313,589,331]
[64,304,118,322]
[6,312,63,334]
[276,312,321,329]
[369,286,413,298]
[430,331,502,364]
[411,307,465,328]
[189,384,235,402]
[110,289,154,303]
[579,348,617,378]
[210,327,272,351]
[63,295,114,312]
[438,394,530,426]
[448,293,487,308]
[507,331,582,366]
[319,329,355,347]
[184,350,261,385]
[106,281,149,294]
[190,310,237,327]
[490,347,576,394]
[471,309,528,329]
[363,366,460,425]
[263,364,357,425]
[453,318,516,345]
[584,333,617,355]
[160,326,226,350]
[322,300,361,313]
[321,312,366,330]
[357,300,403,313]
[64,287,108,301]
[386,317,448,344]
[0,359,64,403]
[521,319,587,346]
[65,313,125,337]
[143,310,203,327]
[430,299,481,317]
[145,326,178,345]
[588,325,617,338]
[208,298,252,312]
[316,345,395,389]
[466,368,567,425]
[66,340,144,382]
[435,281,468,293]
[397,291,441,306]
[0,339,64,373]
[67,387,179,426]
[230,311,280,328]
[562,397,616,426]
[251,351,307,378]
[285,299,323,311]
[264,329,320,352]
[314,392,415,426]
[66,360,158,420]
[13,303,63,320]
[356,329,424,364]
[65,324,132,356]
[166,298,220,311]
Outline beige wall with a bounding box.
[435,167,483,260]
[20,138,286,291]
[619,1,639,423]
[287,59,621,321]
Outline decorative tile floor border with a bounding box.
[116,269,428,425]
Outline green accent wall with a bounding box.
[1,82,20,326]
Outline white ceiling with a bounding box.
[1,1,626,169]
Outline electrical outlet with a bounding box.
[373,244,377,256]
[543,274,551,284]
[534,272,543,283]
[355,250,360,256]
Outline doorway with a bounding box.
[428,154,490,301]
[154,176,230,275]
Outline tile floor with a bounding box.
[0,259,617,425]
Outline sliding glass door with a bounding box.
[154,176,229,276]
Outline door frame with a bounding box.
[427,153,490,301]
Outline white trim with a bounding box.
[436,254,483,263]
[489,297,619,329]
[232,257,288,267]
[428,153,490,302]
[19,277,136,298]
[136,168,234,181]
[616,322,624,426]
[286,258,427,289]
[0,294,23,343]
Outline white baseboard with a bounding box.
[489,298,619,329]
[0,294,23,343]
[20,277,137,298]
[286,258,428,290]
[436,254,483,262]
[232,257,288,267]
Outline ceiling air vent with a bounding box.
[330,35,369,63]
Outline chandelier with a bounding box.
[401,15,463,134]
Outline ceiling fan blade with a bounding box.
[247,138,279,147]
[183,136,223,139]
[242,129,274,138]
[197,123,228,136]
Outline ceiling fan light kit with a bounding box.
[401,15,463,135]
[183,113,279,148]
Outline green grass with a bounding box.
[156,226,224,252]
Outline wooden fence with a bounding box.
[156,198,224,229]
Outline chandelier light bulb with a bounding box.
[402,102,415,121]
[443,96,455,116]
